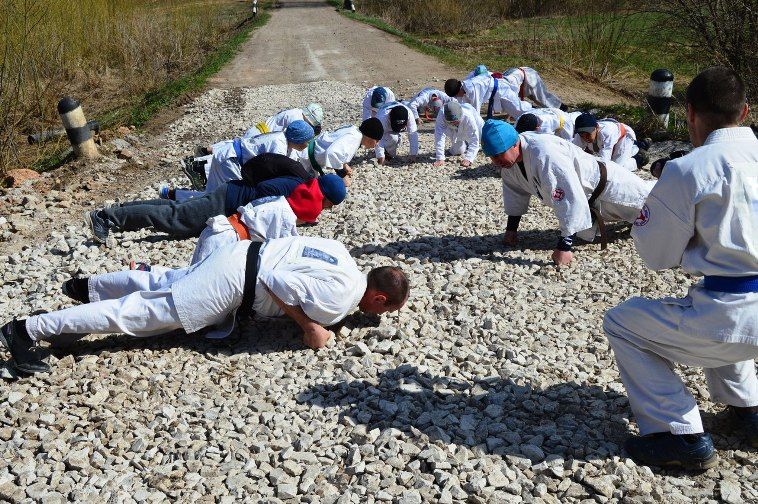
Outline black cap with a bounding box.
[515,113,540,133]
[389,106,409,132]
[444,79,462,97]
[359,118,384,140]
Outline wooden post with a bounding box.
[57,97,98,159]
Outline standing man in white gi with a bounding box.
[243,103,324,138]
[481,119,654,266]
[297,118,384,183]
[573,113,650,172]
[433,101,483,168]
[445,73,533,120]
[406,87,450,125]
[1,237,410,374]
[362,86,396,120]
[515,108,584,141]
[603,67,757,469]
[374,102,418,165]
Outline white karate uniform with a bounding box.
[573,119,639,172]
[460,74,532,119]
[375,102,419,159]
[603,127,758,435]
[191,196,299,265]
[519,108,583,141]
[500,133,654,241]
[362,86,397,120]
[27,236,367,342]
[243,108,305,139]
[206,132,293,193]
[502,67,563,109]
[407,88,451,120]
[296,125,362,176]
[434,103,484,162]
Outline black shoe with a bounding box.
[633,149,650,168]
[559,103,569,112]
[624,432,718,470]
[729,406,758,448]
[83,210,113,247]
[62,278,90,304]
[181,156,207,191]
[194,145,211,157]
[650,157,667,179]
[0,320,50,374]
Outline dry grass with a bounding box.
[0,0,256,176]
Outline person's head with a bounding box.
[473,64,488,77]
[574,113,599,143]
[302,103,324,134]
[370,87,389,109]
[284,120,315,150]
[428,95,444,117]
[685,66,749,147]
[389,106,409,133]
[317,174,347,209]
[515,113,541,133]
[444,79,464,98]
[359,117,384,148]
[443,100,462,127]
[359,266,410,314]
[482,119,521,168]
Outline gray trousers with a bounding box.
[103,185,227,238]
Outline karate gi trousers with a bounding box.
[604,285,758,435]
[26,241,252,342]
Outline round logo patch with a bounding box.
[634,204,650,226]
[551,188,565,201]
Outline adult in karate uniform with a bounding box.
[482,119,654,266]
[374,102,418,165]
[84,174,346,246]
[433,101,484,168]
[603,67,758,469]
[1,237,410,374]
[515,108,584,141]
[406,88,450,125]
[573,113,650,172]
[243,103,324,139]
[501,66,566,110]
[362,86,396,120]
[296,118,384,183]
[445,74,532,120]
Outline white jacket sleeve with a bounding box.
[463,118,481,162]
[538,154,593,237]
[375,137,386,160]
[407,116,419,156]
[260,271,351,326]
[597,126,615,161]
[631,163,695,270]
[434,113,447,161]
[408,93,424,120]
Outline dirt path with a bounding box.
[209,0,456,96]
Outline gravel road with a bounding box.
[0,79,754,503]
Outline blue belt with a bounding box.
[703,275,758,293]
[232,138,244,164]
[486,76,499,119]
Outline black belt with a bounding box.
[238,241,263,319]
[588,161,608,250]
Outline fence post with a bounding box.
[252,0,258,17]
[343,1,356,12]
[647,69,674,129]
[57,97,98,159]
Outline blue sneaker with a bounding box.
[158,185,171,200]
[729,406,758,448]
[83,210,113,247]
[624,432,718,470]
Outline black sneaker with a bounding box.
[633,149,650,168]
[62,278,90,304]
[194,145,211,157]
[0,319,50,374]
[83,210,113,247]
[181,156,206,190]
[624,432,718,470]
[559,103,569,112]
[729,406,758,448]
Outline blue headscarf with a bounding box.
[482,119,519,156]
[284,120,315,144]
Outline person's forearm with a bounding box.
[268,289,321,333]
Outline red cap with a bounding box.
[286,179,324,223]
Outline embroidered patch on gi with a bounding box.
[551,188,565,201]
[302,246,338,265]
[634,204,650,226]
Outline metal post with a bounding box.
[647,69,674,129]
[57,97,98,158]
[252,0,258,17]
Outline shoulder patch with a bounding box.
[634,204,650,226]
[551,188,565,201]
[302,246,338,265]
